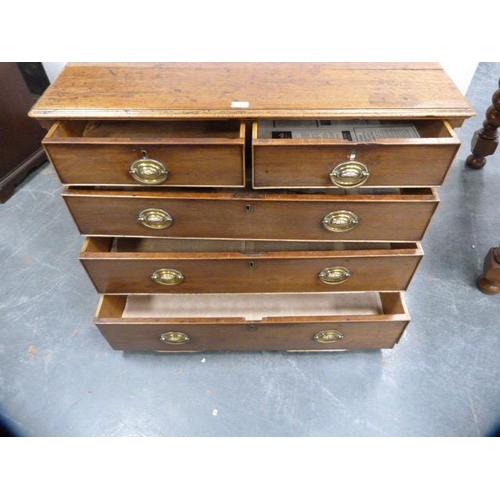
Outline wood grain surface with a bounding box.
[29,63,474,121]
[95,292,410,351]
[253,120,460,188]
[63,188,439,242]
[80,238,423,293]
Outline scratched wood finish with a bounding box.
[29,63,474,122]
[63,188,439,242]
[253,121,460,188]
[43,121,245,187]
[29,63,475,352]
[80,237,423,293]
[95,293,410,351]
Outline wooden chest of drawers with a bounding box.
[30,63,473,352]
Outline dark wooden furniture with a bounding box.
[0,63,48,202]
[477,248,500,294]
[466,79,500,294]
[466,79,500,169]
[29,63,473,352]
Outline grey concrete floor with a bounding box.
[1,63,499,437]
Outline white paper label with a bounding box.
[231,101,250,108]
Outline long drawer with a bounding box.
[43,120,246,187]
[80,238,423,293]
[63,188,439,242]
[95,292,410,351]
[252,120,460,189]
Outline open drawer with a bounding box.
[43,120,246,187]
[80,238,423,294]
[252,120,460,189]
[95,292,410,351]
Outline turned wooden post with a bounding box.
[466,79,500,169]
[468,78,500,294]
[477,248,500,294]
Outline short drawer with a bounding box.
[252,120,460,189]
[80,238,423,293]
[95,292,410,352]
[63,188,439,242]
[43,120,245,187]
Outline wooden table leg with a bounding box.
[465,81,500,294]
[466,79,500,169]
[466,79,500,294]
[477,248,500,294]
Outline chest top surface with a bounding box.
[29,62,474,121]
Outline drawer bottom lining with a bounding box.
[122,292,383,321]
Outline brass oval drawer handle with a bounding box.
[318,266,351,285]
[151,268,184,286]
[138,208,173,229]
[130,150,168,185]
[322,210,359,232]
[313,330,344,343]
[160,331,190,345]
[330,160,370,188]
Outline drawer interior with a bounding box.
[255,119,456,141]
[67,186,437,199]
[97,292,408,322]
[49,120,244,140]
[84,237,420,255]
[122,293,382,320]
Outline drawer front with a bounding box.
[43,121,246,187]
[63,189,439,242]
[252,120,460,189]
[98,320,408,352]
[95,293,409,352]
[253,143,459,189]
[45,143,245,187]
[81,238,423,293]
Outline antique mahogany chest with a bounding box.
[29,63,473,352]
